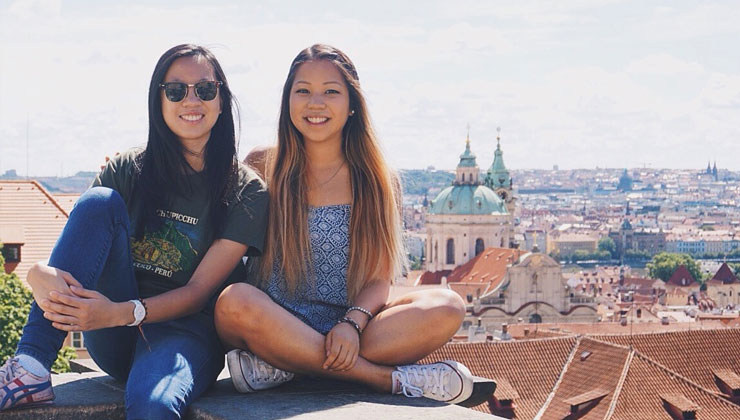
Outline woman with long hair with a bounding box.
[0,44,268,419]
[215,44,491,405]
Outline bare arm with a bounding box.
[346,280,390,330]
[39,239,248,331]
[137,238,248,323]
[244,145,274,181]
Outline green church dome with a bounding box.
[484,130,512,190]
[429,184,507,215]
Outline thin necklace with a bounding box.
[310,161,345,190]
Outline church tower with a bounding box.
[484,127,515,214]
[426,131,511,272]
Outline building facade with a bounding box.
[426,135,513,272]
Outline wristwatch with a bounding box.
[127,299,146,327]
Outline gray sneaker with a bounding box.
[227,349,294,393]
[392,360,474,404]
[0,357,54,410]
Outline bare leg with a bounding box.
[215,284,394,391]
[360,289,465,365]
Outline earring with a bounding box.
[349,110,355,116]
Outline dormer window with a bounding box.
[660,393,699,420]
[564,389,608,417]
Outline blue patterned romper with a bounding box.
[263,204,351,334]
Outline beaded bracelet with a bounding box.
[346,306,373,319]
[337,317,363,337]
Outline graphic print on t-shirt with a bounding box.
[131,210,199,278]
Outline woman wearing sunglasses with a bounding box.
[0,44,267,419]
[215,44,492,406]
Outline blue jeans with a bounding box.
[16,187,224,420]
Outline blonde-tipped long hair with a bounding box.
[260,44,405,302]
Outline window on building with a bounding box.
[475,238,485,256]
[1,244,20,263]
[529,313,542,323]
[434,241,438,263]
[446,239,455,265]
[71,331,85,349]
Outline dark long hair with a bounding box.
[135,44,239,239]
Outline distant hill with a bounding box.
[6,169,456,196]
[398,169,455,195]
[0,171,96,193]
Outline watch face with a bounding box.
[135,304,145,319]
[133,301,146,322]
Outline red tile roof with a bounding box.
[424,327,740,419]
[417,270,451,285]
[595,329,740,397]
[712,263,739,284]
[54,193,81,215]
[667,265,698,286]
[506,321,730,338]
[446,247,526,286]
[610,351,740,419]
[0,180,68,283]
[420,337,578,419]
[539,338,629,419]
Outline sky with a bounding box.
[1,0,739,177]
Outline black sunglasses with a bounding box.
[159,81,223,102]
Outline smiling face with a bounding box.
[161,55,221,150]
[289,60,351,147]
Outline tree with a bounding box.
[598,237,616,257]
[647,252,702,283]
[0,243,77,371]
[730,263,740,276]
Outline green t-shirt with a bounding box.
[92,148,267,303]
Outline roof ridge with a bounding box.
[591,326,737,338]
[31,180,70,218]
[581,335,633,351]
[603,349,634,420]
[631,350,740,411]
[533,336,582,420]
[2,179,71,218]
[445,335,579,346]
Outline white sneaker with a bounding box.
[392,360,473,404]
[227,349,294,393]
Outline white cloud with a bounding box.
[626,54,704,76]
[0,0,739,175]
[7,0,61,19]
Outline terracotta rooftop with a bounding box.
[420,336,578,419]
[54,193,81,215]
[445,247,525,285]
[712,263,738,284]
[416,269,451,285]
[0,180,69,282]
[610,351,740,419]
[667,265,698,287]
[425,327,740,419]
[538,338,628,419]
[505,321,730,338]
[596,329,740,397]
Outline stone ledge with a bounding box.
[2,367,502,419]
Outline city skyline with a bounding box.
[1,0,739,176]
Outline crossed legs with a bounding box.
[214,283,465,392]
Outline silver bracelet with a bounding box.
[346,306,373,319]
[338,317,362,336]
